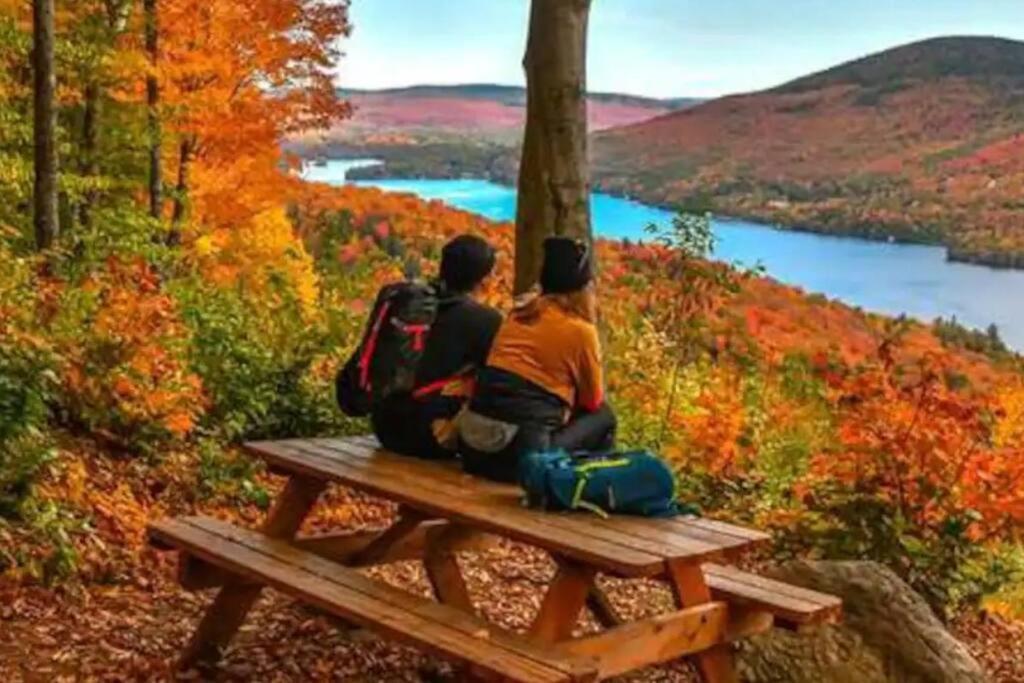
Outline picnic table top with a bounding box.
[243,436,770,578]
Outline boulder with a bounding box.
[737,560,989,683]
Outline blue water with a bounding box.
[304,160,1024,349]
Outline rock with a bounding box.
[737,560,989,683]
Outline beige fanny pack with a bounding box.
[458,410,519,454]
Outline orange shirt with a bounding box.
[486,298,605,411]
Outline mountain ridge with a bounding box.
[592,36,1024,268]
[337,82,700,109]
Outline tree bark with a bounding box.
[32,0,59,250]
[79,81,100,227]
[169,137,193,241]
[514,0,592,294]
[144,0,163,220]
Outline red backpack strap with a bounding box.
[357,300,391,390]
[402,323,430,352]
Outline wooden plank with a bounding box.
[179,522,494,590]
[245,439,666,577]
[529,559,596,644]
[307,438,761,563]
[314,437,770,551]
[677,517,771,544]
[705,563,842,611]
[298,522,500,565]
[668,560,738,683]
[177,475,326,668]
[424,524,475,613]
[586,585,623,628]
[152,517,597,683]
[561,602,728,679]
[578,515,750,561]
[703,564,842,626]
[178,554,257,590]
[347,507,426,566]
[289,438,738,567]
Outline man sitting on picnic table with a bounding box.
[338,234,502,460]
[459,237,617,483]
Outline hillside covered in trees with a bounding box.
[2,1,1024,679]
[593,36,1024,268]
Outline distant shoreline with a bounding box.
[312,153,1024,272]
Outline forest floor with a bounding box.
[2,442,1022,682]
[2,532,1024,682]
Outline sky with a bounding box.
[336,0,1024,99]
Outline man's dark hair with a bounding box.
[439,234,496,293]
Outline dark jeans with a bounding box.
[461,403,617,483]
[371,396,457,461]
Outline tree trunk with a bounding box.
[169,137,193,242]
[79,81,100,227]
[32,0,59,250]
[514,0,592,294]
[144,0,163,220]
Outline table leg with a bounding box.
[178,475,326,670]
[668,560,739,683]
[423,523,475,612]
[587,583,624,628]
[347,505,426,566]
[528,558,597,644]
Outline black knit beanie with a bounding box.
[540,237,593,294]
[439,234,496,293]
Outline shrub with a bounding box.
[195,439,271,509]
[0,247,58,518]
[173,273,354,442]
[52,257,205,452]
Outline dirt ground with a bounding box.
[2,537,1022,683]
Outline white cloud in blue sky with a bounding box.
[337,0,1024,98]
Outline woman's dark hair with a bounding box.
[439,234,496,293]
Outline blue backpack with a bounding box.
[519,449,695,518]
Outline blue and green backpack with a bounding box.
[518,449,696,518]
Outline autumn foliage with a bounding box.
[593,36,1024,268]
[1,0,1023,622]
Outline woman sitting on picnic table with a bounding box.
[458,236,616,483]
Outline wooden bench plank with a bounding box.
[311,438,734,564]
[245,439,668,576]
[176,521,500,590]
[150,516,597,683]
[703,563,842,626]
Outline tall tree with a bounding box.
[161,0,350,233]
[77,0,132,227]
[144,0,162,220]
[32,0,59,249]
[514,0,592,294]
[169,135,191,236]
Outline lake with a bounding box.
[304,159,1024,349]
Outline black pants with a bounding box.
[461,403,617,483]
[371,396,457,461]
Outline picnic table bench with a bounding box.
[149,436,841,682]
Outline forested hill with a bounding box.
[592,36,1024,269]
[338,83,699,110]
[292,83,699,150]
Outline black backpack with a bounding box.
[336,281,440,417]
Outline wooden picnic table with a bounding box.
[149,436,841,682]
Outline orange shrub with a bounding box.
[56,257,205,449]
[806,349,1024,542]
